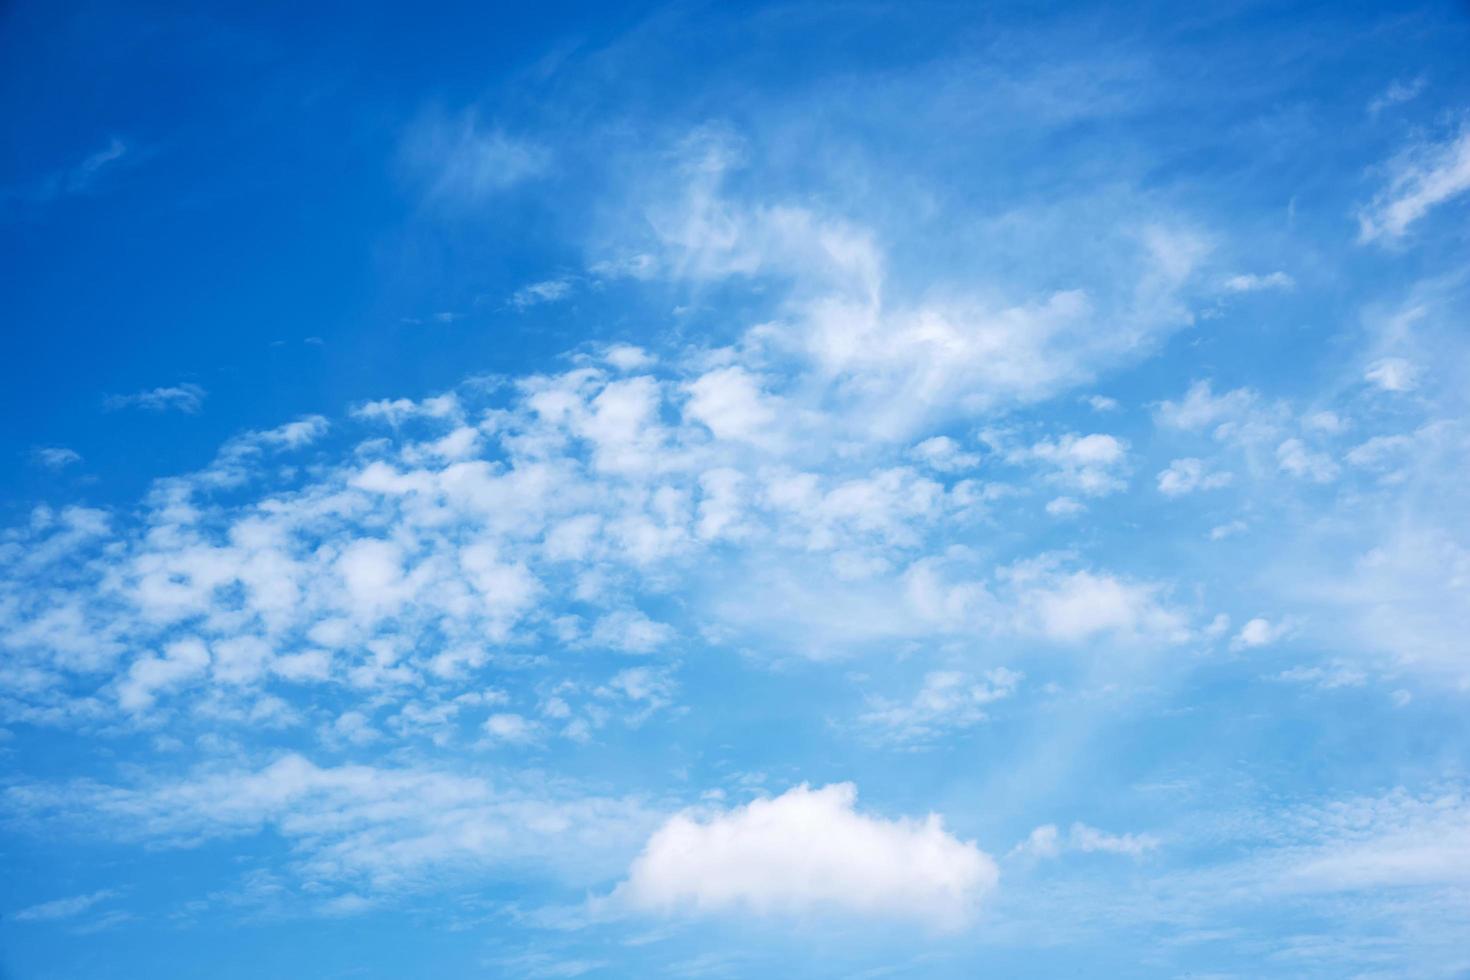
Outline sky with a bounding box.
[3,0,1470,976]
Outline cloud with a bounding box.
[402,111,549,205]
[11,889,118,923]
[1012,822,1159,859]
[910,436,981,473]
[1364,357,1419,392]
[1017,433,1129,496]
[1275,439,1339,483]
[1367,76,1426,117]
[5,755,657,892]
[614,782,997,930]
[31,447,82,469]
[1222,271,1294,293]
[1154,380,1255,432]
[1156,457,1232,497]
[859,668,1021,744]
[511,278,575,310]
[1358,127,1470,243]
[1230,617,1291,650]
[104,383,206,414]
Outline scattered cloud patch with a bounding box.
[104,383,206,414]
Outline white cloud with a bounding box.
[860,668,1021,744]
[910,436,980,473]
[1019,433,1129,496]
[1367,76,1426,117]
[1275,438,1339,483]
[402,111,548,204]
[31,447,82,469]
[12,889,117,923]
[1358,127,1470,242]
[511,278,574,310]
[1007,563,1189,645]
[1231,617,1291,650]
[1364,357,1419,392]
[1013,822,1159,859]
[1045,496,1084,518]
[104,383,206,414]
[1154,380,1254,432]
[1156,457,1232,496]
[683,366,782,447]
[5,755,657,891]
[615,782,996,930]
[484,712,538,743]
[1222,271,1294,292]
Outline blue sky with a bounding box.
[3,1,1470,976]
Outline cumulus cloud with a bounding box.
[1231,617,1291,650]
[615,782,997,930]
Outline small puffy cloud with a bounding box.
[1276,439,1339,483]
[1021,433,1128,496]
[603,344,655,371]
[510,278,574,310]
[117,637,210,712]
[483,712,538,743]
[590,610,675,653]
[683,366,781,446]
[1209,520,1247,540]
[1231,617,1291,650]
[1222,271,1294,293]
[1156,457,1232,497]
[104,383,206,414]
[1010,566,1188,645]
[615,782,996,931]
[1358,127,1470,242]
[1045,496,1084,518]
[1086,395,1120,412]
[31,447,82,469]
[1011,822,1158,859]
[910,436,980,473]
[1155,380,1254,432]
[1364,357,1419,392]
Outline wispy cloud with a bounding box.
[401,110,549,205]
[12,889,118,923]
[104,382,206,414]
[1359,126,1470,242]
[31,447,82,469]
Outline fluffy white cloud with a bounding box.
[616,783,997,930]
